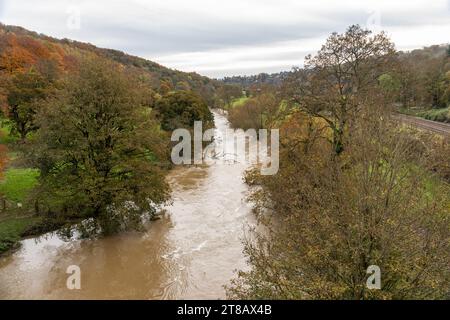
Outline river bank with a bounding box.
[0,111,254,299]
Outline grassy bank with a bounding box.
[419,107,450,123]
[0,216,41,253]
[228,96,249,109]
[0,119,16,144]
[0,121,42,255]
[0,168,41,254]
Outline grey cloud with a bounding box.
[1,0,449,77]
[81,17,336,55]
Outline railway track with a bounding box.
[394,114,450,136]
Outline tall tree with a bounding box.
[30,57,171,235]
[228,26,449,300]
[289,25,396,155]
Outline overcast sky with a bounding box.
[1,0,449,78]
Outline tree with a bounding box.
[30,57,171,235]
[35,58,60,83]
[6,69,52,140]
[155,90,213,131]
[216,84,243,109]
[228,98,264,132]
[227,106,450,299]
[395,58,420,108]
[159,79,173,95]
[228,93,283,131]
[0,34,35,73]
[289,25,396,155]
[441,71,450,108]
[395,45,450,110]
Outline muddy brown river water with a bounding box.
[0,111,254,299]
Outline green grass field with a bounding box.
[229,96,249,109]
[0,168,41,254]
[0,122,42,254]
[0,168,40,203]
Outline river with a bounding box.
[0,110,254,299]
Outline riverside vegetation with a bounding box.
[0,23,217,253]
[225,26,450,299]
[0,23,449,300]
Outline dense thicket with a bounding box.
[395,45,450,110]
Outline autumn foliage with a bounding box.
[0,32,65,74]
[0,23,221,115]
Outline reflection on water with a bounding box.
[0,111,254,299]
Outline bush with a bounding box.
[228,98,264,131]
[419,107,450,123]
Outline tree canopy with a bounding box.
[155,90,214,131]
[287,25,396,155]
[6,69,54,140]
[30,57,171,235]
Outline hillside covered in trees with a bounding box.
[221,44,450,123]
[0,23,222,111]
[221,71,292,88]
[0,23,219,254]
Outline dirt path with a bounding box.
[394,114,450,136]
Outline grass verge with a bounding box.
[0,216,41,254]
[418,107,450,123]
[399,106,450,123]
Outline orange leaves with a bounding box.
[0,38,35,73]
[0,33,67,74]
[159,80,173,95]
[17,36,52,60]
